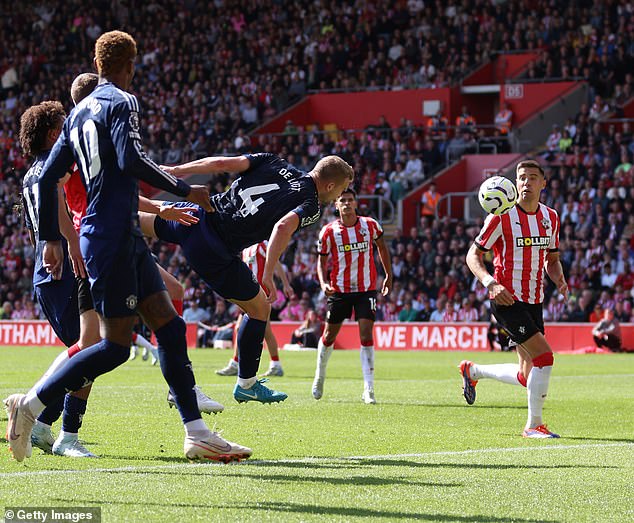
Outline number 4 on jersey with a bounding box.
[237,184,279,217]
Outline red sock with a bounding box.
[532,352,554,368]
[67,343,81,358]
[172,299,184,316]
[517,371,527,387]
[232,356,239,363]
[131,332,138,343]
[270,355,279,362]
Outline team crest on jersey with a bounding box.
[126,294,138,310]
[516,236,549,248]
[129,112,140,132]
[541,218,551,230]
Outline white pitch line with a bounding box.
[2,374,632,393]
[0,442,631,478]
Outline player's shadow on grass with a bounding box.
[224,502,560,522]
[334,400,525,409]
[558,436,634,443]
[208,471,462,488]
[333,458,616,471]
[98,454,189,463]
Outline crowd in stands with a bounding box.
[1,0,634,335]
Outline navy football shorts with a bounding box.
[34,274,80,347]
[490,301,544,345]
[326,291,377,324]
[154,204,260,302]
[83,234,166,318]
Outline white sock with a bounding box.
[237,376,257,388]
[57,430,78,441]
[229,359,239,369]
[360,345,375,389]
[184,419,208,437]
[526,365,552,428]
[134,333,156,352]
[269,360,281,368]
[31,349,71,392]
[471,363,522,386]
[24,389,46,417]
[315,338,334,380]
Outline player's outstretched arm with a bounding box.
[138,196,199,225]
[161,156,250,176]
[110,97,195,201]
[262,211,299,302]
[466,243,514,306]
[375,235,393,296]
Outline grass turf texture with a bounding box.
[0,346,632,523]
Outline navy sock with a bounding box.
[37,397,64,426]
[62,394,87,433]
[37,340,129,405]
[237,315,267,379]
[156,316,200,423]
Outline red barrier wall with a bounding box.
[463,53,538,86]
[497,53,539,81]
[267,322,634,353]
[256,89,455,135]
[401,160,466,232]
[4,321,632,353]
[401,153,521,232]
[500,81,579,126]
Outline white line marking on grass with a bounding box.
[1,442,631,478]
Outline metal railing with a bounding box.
[432,191,482,222]
[357,194,396,224]
[445,139,499,163]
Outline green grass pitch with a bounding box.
[0,346,632,522]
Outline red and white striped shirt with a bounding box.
[63,164,87,234]
[458,307,480,322]
[318,216,383,293]
[242,240,267,285]
[475,203,560,305]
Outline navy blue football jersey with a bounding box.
[208,153,321,254]
[22,152,73,286]
[37,82,190,243]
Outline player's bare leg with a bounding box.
[230,289,287,403]
[312,322,342,400]
[358,319,376,404]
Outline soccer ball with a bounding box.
[478,176,518,215]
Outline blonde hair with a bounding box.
[95,30,137,77]
[312,155,354,185]
[71,73,98,105]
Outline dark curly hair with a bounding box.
[95,30,137,77]
[19,101,66,158]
